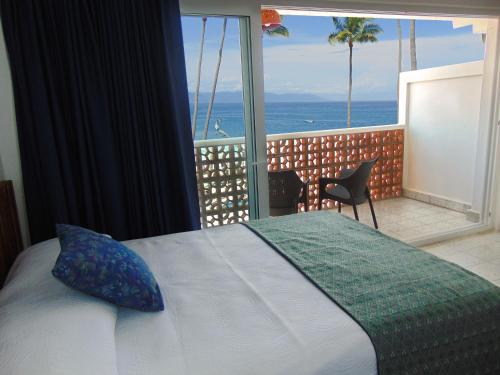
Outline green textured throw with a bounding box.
[244,211,500,375]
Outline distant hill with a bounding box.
[188,91,330,103]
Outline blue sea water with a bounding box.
[190,101,398,140]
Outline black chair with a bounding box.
[268,170,310,216]
[318,157,379,229]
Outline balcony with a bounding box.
[193,62,486,243]
[193,123,474,243]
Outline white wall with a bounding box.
[400,61,483,208]
[0,26,29,247]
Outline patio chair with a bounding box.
[268,170,310,216]
[318,157,379,229]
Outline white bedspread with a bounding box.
[0,224,376,375]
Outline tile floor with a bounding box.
[337,197,500,286]
[339,197,473,243]
[421,230,500,287]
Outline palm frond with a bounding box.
[328,30,351,45]
[328,33,337,45]
[362,23,383,35]
[264,25,289,37]
[331,17,345,32]
[355,34,378,43]
[346,17,367,33]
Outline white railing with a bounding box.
[193,124,406,148]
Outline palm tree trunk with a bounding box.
[192,17,207,139]
[410,20,417,70]
[347,43,353,128]
[202,18,227,140]
[396,20,402,111]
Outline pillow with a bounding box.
[52,224,164,312]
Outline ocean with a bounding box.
[190,101,398,140]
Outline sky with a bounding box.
[181,15,485,101]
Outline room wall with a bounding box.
[0,153,5,180]
[400,62,483,209]
[0,26,29,247]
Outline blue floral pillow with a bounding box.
[52,224,164,312]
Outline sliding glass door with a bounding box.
[181,15,265,228]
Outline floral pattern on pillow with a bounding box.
[52,224,164,312]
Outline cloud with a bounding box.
[262,33,484,100]
[184,33,484,100]
[184,45,244,93]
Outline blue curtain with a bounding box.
[0,0,201,243]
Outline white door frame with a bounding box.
[239,17,270,219]
[474,19,500,230]
[180,2,270,220]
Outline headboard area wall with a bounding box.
[0,180,23,287]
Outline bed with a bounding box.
[0,211,499,375]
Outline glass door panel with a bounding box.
[181,15,259,227]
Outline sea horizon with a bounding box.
[195,99,398,104]
[190,100,398,140]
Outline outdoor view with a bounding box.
[181,13,485,140]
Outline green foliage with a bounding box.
[264,17,289,38]
[328,17,382,46]
[264,25,289,37]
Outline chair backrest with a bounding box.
[268,170,303,209]
[345,157,379,198]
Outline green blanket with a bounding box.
[244,211,500,375]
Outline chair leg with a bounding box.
[337,202,341,213]
[367,195,378,229]
[318,199,322,210]
[352,203,359,221]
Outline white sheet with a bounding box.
[0,224,377,375]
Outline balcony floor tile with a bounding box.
[336,197,473,243]
[421,229,500,284]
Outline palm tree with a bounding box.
[202,17,227,140]
[328,17,382,128]
[409,20,417,70]
[192,16,207,139]
[396,19,402,110]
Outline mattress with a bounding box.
[0,224,376,375]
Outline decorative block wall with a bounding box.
[194,128,404,227]
[267,129,404,210]
[194,142,248,228]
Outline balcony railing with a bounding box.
[194,124,405,228]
